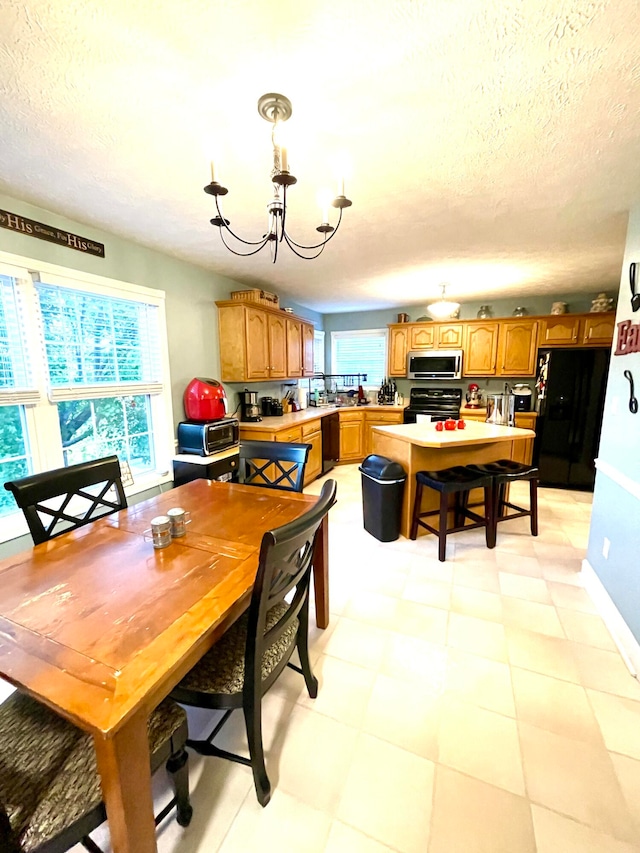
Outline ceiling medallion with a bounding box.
[204,93,353,262]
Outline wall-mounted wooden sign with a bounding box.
[0,209,105,258]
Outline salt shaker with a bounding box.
[167,507,190,538]
[149,515,172,549]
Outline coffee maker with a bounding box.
[239,389,262,422]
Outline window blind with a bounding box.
[331,329,387,387]
[35,283,163,401]
[313,330,325,375]
[0,273,40,406]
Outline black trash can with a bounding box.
[359,454,407,542]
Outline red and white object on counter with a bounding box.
[184,378,229,421]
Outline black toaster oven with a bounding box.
[177,418,239,456]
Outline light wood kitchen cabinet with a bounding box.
[267,313,287,378]
[389,326,409,375]
[302,419,322,484]
[437,323,464,348]
[217,300,315,382]
[496,319,539,376]
[302,322,315,376]
[363,410,403,456]
[539,315,580,347]
[463,322,499,376]
[286,318,303,378]
[410,325,435,349]
[244,308,271,380]
[274,425,303,444]
[539,313,615,348]
[338,410,363,461]
[581,314,615,345]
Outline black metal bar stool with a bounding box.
[466,459,539,541]
[410,466,496,562]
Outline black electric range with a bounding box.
[403,387,463,424]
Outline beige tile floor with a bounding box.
[5,464,640,852]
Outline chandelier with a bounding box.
[204,93,352,262]
[427,284,461,320]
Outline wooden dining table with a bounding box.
[0,479,330,853]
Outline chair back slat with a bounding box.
[245,480,337,684]
[238,440,311,492]
[4,456,127,545]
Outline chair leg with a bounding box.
[410,481,423,539]
[438,493,448,562]
[484,485,496,549]
[166,746,193,827]
[530,478,539,536]
[296,597,318,699]
[243,694,271,807]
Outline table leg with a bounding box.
[93,709,156,853]
[312,515,329,629]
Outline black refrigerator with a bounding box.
[533,348,609,490]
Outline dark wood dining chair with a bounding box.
[238,440,312,492]
[170,478,338,807]
[0,692,192,852]
[4,456,127,545]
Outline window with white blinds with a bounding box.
[313,330,325,375]
[36,282,163,401]
[0,254,173,537]
[331,329,387,388]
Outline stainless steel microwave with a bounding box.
[407,350,463,380]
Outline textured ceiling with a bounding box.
[1,0,639,312]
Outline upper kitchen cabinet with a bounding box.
[540,313,615,348]
[216,300,314,382]
[302,322,315,376]
[286,317,303,377]
[539,315,581,347]
[436,323,464,349]
[389,326,409,376]
[463,322,499,376]
[496,319,539,376]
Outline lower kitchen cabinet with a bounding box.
[302,419,322,484]
[338,411,364,461]
[363,410,403,456]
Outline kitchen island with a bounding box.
[372,420,535,539]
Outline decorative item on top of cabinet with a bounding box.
[590,293,614,313]
[551,302,568,315]
[477,305,492,319]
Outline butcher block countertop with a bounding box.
[241,404,405,431]
[372,420,535,449]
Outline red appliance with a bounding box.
[184,378,229,422]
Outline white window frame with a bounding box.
[0,249,174,544]
[330,328,388,389]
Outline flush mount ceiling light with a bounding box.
[204,93,352,263]
[426,283,461,320]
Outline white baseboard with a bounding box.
[581,558,640,678]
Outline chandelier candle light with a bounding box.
[205,93,353,262]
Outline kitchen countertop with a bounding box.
[239,404,406,430]
[372,420,535,449]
